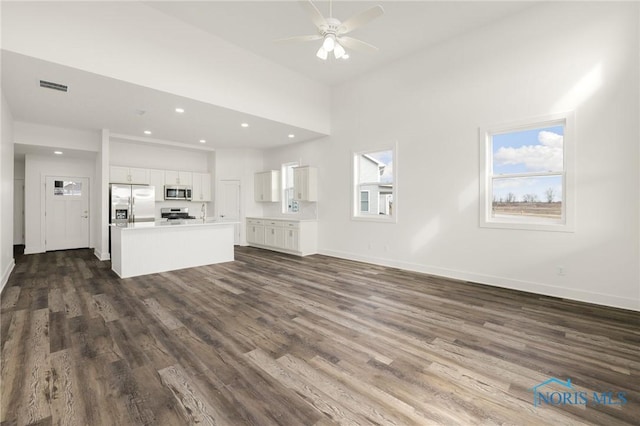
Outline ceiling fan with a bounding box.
[276,0,385,60]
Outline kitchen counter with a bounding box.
[112,219,233,229]
[245,216,317,222]
[110,220,237,278]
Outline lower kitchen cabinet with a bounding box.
[246,217,317,256]
[246,219,265,245]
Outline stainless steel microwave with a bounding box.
[164,185,192,201]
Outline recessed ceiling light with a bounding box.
[288,134,295,138]
[54,151,63,155]
[175,108,185,113]
[199,139,206,144]
[342,54,350,60]
[241,123,249,128]
[144,130,152,135]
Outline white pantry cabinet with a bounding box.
[165,170,193,186]
[110,166,150,185]
[148,169,165,201]
[191,172,211,202]
[246,217,317,256]
[293,166,317,202]
[254,170,280,202]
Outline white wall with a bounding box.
[110,139,209,172]
[14,157,24,179]
[266,2,640,311]
[24,154,96,254]
[14,121,100,152]
[1,92,15,292]
[214,149,264,244]
[2,2,330,135]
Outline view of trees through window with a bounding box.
[490,124,564,221]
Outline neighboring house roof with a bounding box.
[362,154,385,166]
[362,154,386,178]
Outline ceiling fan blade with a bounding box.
[274,35,323,44]
[299,0,327,30]
[338,5,384,35]
[338,36,379,52]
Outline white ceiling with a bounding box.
[2,1,536,150]
[146,1,535,87]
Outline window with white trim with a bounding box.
[353,147,396,221]
[282,162,299,213]
[480,112,574,231]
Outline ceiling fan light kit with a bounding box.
[276,0,384,61]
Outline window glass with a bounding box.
[282,162,299,213]
[54,180,82,196]
[480,113,573,231]
[353,148,395,221]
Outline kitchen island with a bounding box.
[110,220,237,278]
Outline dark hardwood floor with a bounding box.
[1,247,639,425]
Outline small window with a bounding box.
[353,146,396,222]
[282,162,299,213]
[480,112,574,231]
[53,180,82,196]
[360,190,370,213]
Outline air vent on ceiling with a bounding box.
[39,80,68,92]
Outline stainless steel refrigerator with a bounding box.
[109,184,155,253]
[110,184,156,225]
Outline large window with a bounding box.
[282,162,299,214]
[480,112,574,231]
[353,147,396,221]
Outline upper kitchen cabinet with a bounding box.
[191,172,211,202]
[254,170,280,202]
[165,170,192,186]
[148,169,165,201]
[293,166,317,202]
[110,166,149,185]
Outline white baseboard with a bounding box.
[318,249,639,312]
[0,259,16,295]
[93,248,110,261]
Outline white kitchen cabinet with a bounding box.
[264,220,285,248]
[110,166,150,185]
[246,217,316,256]
[191,172,211,202]
[283,226,299,252]
[148,169,165,201]
[246,219,265,245]
[254,170,280,202]
[293,166,318,202]
[165,170,192,186]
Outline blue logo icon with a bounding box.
[530,377,627,407]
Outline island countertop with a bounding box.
[110,220,236,278]
[110,220,239,230]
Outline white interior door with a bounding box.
[13,179,24,245]
[218,180,241,244]
[45,176,90,251]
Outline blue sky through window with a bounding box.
[492,125,564,174]
[491,125,564,203]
